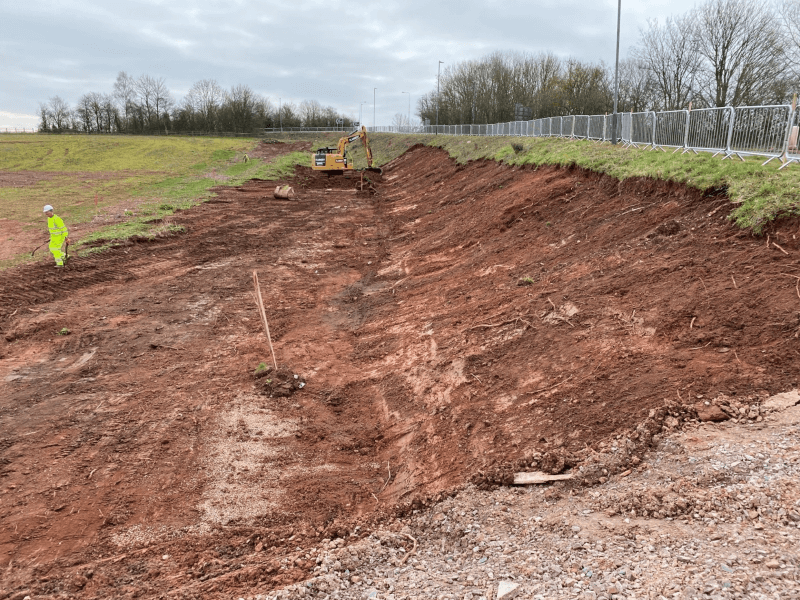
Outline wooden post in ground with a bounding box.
[252,271,278,371]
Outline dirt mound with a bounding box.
[255,364,306,397]
[2,144,800,598]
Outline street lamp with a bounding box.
[279,97,282,133]
[373,88,377,131]
[401,92,410,132]
[436,61,444,135]
[359,101,367,128]
[611,0,621,145]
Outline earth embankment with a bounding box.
[0,143,798,598]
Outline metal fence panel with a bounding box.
[629,112,654,146]
[620,113,632,143]
[686,107,733,154]
[730,105,792,158]
[562,115,575,137]
[654,110,689,149]
[574,116,589,139]
[588,115,605,140]
[360,102,799,167]
[549,117,561,136]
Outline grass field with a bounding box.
[0,135,307,269]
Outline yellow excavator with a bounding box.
[311,126,382,175]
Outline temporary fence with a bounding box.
[0,128,39,133]
[349,103,800,168]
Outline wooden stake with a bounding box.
[252,271,278,371]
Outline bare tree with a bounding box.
[101,94,118,132]
[616,58,656,112]
[185,79,223,131]
[392,113,409,130]
[113,71,137,130]
[634,15,703,110]
[780,0,800,66]
[135,75,158,128]
[554,59,611,115]
[693,0,787,107]
[47,96,71,131]
[223,84,258,132]
[152,77,173,131]
[38,103,50,131]
[299,99,323,126]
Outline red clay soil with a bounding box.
[1,143,800,598]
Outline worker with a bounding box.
[43,205,69,267]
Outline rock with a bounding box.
[695,404,728,422]
[497,580,520,600]
[762,390,800,412]
[765,560,780,569]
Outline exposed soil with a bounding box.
[1,142,800,599]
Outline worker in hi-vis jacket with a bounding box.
[43,205,69,267]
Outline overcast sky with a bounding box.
[1,0,700,129]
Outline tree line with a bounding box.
[39,72,357,134]
[419,0,800,125]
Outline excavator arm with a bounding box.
[337,126,375,168]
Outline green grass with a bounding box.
[0,135,308,267]
[288,132,800,233]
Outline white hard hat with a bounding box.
[43,205,54,212]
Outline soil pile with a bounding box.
[1,143,799,598]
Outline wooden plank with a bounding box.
[513,472,574,485]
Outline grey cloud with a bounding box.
[0,0,699,127]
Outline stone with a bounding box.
[765,560,780,569]
[496,581,520,600]
[695,404,728,422]
[762,390,800,412]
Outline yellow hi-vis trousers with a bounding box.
[49,235,66,266]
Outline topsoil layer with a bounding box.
[1,143,799,599]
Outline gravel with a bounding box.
[243,401,800,600]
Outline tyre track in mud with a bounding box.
[1,144,800,599]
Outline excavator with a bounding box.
[311,126,383,176]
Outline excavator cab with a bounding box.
[313,146,349,171]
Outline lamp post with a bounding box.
[401,92,410,132]
[611,0,621,145]
[279,97,282,133]
[436,60,444,135]
[373,88,377,131]
[359,101,367,128]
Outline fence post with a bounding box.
[724,107,736,157]
[683,109,690,151]
[780,97,797,166]
[650,111,657,148]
